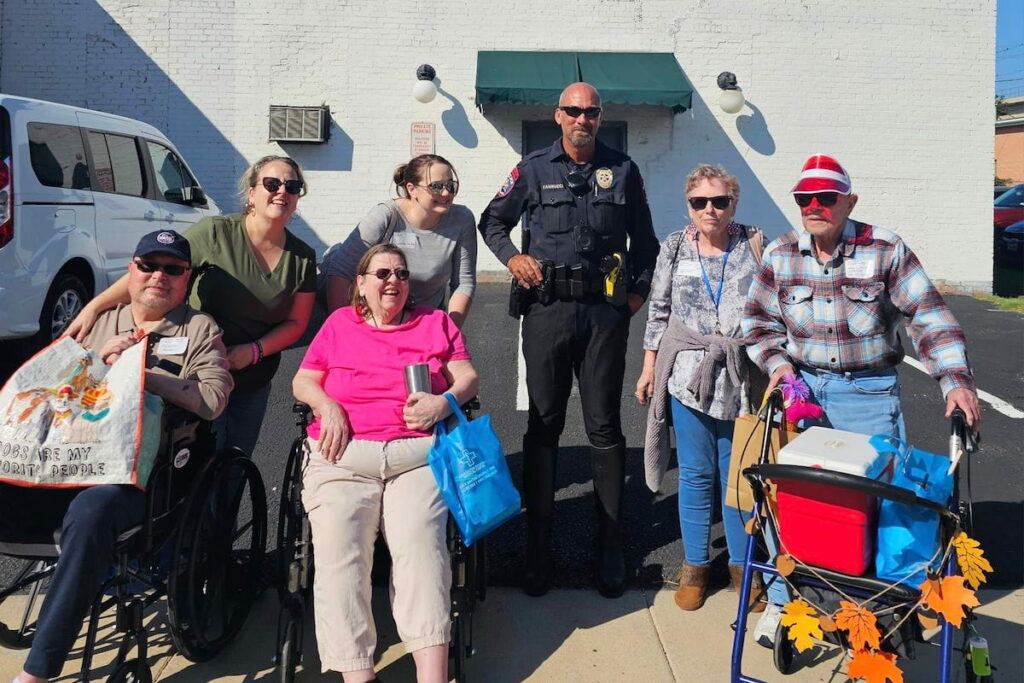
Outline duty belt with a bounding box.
[549,263,604,300]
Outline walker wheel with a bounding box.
[773,623,796,674]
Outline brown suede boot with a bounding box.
[729,564,767,613]
[673,563,711,610]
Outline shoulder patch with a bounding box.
[497,167,519,198]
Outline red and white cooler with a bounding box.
[774,427,886,576]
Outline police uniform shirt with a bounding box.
[478,138,659,297]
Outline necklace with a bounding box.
[367,308,406,328]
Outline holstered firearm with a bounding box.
[508,259,554,318]
[601,252,628,306]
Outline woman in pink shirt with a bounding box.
[292,243,479,683]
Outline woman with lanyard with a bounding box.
[634,164,771,612]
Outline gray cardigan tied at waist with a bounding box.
[643,315,747,492]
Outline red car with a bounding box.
[994,184,1024,233]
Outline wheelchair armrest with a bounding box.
[293,402,312,429]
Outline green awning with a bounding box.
[475,51,692,112]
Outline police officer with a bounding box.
[479,82,659,598]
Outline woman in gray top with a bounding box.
[634,164,769,613]
[324,155,477,327]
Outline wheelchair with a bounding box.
[0,417,267,682]
[730,390,984,683]
[275,401,487,683]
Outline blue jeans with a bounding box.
[211,382,272,457]
[671,399,749,566]
[24,486,146,679]
[798,367,906,440]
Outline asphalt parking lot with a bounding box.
[1,283,1021,590]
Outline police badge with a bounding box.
[595,167,613,189]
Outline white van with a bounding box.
[0,94,220,345]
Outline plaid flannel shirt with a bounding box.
[742,220,975,397]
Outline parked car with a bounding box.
[0,94,219,346]
[995,219,1024,269]
[995,185,1012,201]
[993,183,1024,234]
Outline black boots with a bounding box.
[591,442,626,598]
[522,439,557,597]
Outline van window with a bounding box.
[146,140,197,205]
[86,131,145,197]
[28,123,90,189]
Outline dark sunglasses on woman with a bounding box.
[687,195,732,211]
[794,192,839,208]
[418,180,459,195]
[134,259,189,276]
[260,177,305,195]
[366,268,411,281]
[558,106,602,119]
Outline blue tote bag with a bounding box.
[428,393,521,546]
[869,435,954,585]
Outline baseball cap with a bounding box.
[133,230,191,263]
[791,154,852,195]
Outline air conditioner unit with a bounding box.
[268,105,330,143]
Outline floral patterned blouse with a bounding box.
[642,222,762,420]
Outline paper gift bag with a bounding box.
[726,413,798,512]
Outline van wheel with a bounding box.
[36,273,88,345]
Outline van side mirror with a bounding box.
[180,186,207,207]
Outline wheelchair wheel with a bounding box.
[472,537,488,603]
[167,451,267,662]
[450,608,468,683]
[773,623,795,674]
[107,658,152,683]
[278,616,300,683]
[0,559,51,648]
[276,436,307,600]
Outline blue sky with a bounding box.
[997,0,1024,97]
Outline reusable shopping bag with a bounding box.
[0,336,163,489]
[726,412,799,512]
[869,435,955,585]
[428,393,521,546]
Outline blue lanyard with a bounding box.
[695,235,733,324]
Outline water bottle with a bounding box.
[404,363,431,396]
[969,635,991,676]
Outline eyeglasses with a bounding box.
[794,192,839,208]
[687,196,732,211]
[558,106,602,119]
[365,268,411,281]
[134,259,189,277]
[260,177,304,195]
[417,180,459,195]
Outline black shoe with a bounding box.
[591,443,626,599]
[522,439,557,597]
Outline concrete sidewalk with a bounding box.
[2,585,1021,682]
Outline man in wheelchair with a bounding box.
[1,230,232,683]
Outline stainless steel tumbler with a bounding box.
[404,363,431,395]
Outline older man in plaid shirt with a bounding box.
[742,154,980,440]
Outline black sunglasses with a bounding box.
[558,106,602,119]
[134,259,189,277]
[417,180,459,195]
[687,196,732,211]
[365,268,410,281]
[794,192,839,208]
[260,177,304,195]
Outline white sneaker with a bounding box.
[753,603,784,648]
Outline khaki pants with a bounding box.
[301,436,451,673]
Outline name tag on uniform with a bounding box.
[844,259,874,279]
[676,260,703,278]
[156,336,189,355]
[392,232,418,249]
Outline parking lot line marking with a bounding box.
[517,319,529,411]
[903,357,1024,419]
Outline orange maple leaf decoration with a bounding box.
[846,649,904,683]
[834,600,881,651]
[952,532,994,590]
[918,575,980,627]
[779,599,822,652]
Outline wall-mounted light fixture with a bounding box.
[717,72,745,114]
[413,64,438,103]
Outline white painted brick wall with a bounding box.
[0,0,996,290]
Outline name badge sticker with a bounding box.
[156,336,189,355]
[675,260,703,278]
[391,233,418,249]
[844,259,874,280]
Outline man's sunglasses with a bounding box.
[134,259,189,276]
[365,268,411,281]
[417,180,459,195]
[687,196,732,211]
[558,106,602,119]
[794,192,839,208]
[260,177,305,195]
